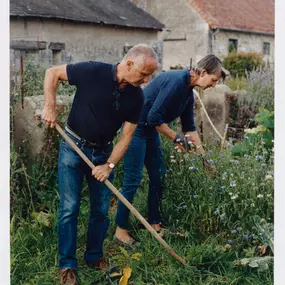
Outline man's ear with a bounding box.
[200,69,207,77]
[126,60,134,71]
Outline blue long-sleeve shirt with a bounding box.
[139,69,196,132]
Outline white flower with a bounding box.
[170,155,175,159]
[265,174,273,181]
[231,194,238,200]
[177,149,182,153]
[229,192,233,196]
[251,203,255,207]
[244,125,267,134]
[170,159,176,163]
[257,194,264,198]
[266,194,271,197]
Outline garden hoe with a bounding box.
[55,123,196,270]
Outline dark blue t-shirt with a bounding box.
[66,61,144,143]
[139,69,196,132]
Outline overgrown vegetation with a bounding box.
[223,52,265,78]
[10,58,274,284]
[10,129,274,284]
[225,67,274,141]
[11,55,75,100]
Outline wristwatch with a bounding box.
[107,161,115,169]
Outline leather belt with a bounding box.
[65,125,112,148]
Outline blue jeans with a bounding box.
[115,124,166,229]
[57,130,114,269]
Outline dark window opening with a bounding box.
[263,42,270,55]
[52,50,61,65]
[228,39,238,53]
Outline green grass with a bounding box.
[10,133,274,285]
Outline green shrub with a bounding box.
[223,52,264,77]
[231,108,274,157]
[12,55,76,99]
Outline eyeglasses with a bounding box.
[112,89,120,111]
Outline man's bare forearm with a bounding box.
[107,123,137,166]
[42,65,68,127]
[155,123,176,141]
[44,68,59,108]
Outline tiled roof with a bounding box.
[189,0,274,34]
[10,0,164,30]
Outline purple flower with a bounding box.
[193,194,198,199]
[230,159,240,165]
[231,229,237,234]
[244,154,250,159]
[255,155,263,161]
[243,234,249,239]
[227,240,233,244]
[191,158,196,162]
[189,166,196,171]
[230,181,236,187]
[165,169,170,173]
[214,208,219,215]
[219,153,225,158]
[236,227,242,232]
[182,204,188,209]
[220,214,226,220]
[215,138,221,143]
[260,183,265,188]
[208,150,213,155]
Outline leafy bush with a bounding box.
[231,108,274,156]
[236,67,274,111]
[12,54,76,99]
[223,52,265,77]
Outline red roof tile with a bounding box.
[189,0,274,34]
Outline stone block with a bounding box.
[10,40,47,51]
[13,95,74,156]
[194,84,232,144]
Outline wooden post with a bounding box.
[20,55,24,109]
[221,123,229,150]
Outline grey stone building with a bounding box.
[10,0,164,69]
[131,0,274,70]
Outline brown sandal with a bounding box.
[113,235,140,249]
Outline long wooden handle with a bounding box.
[55,123,193,267]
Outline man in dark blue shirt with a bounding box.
[41,44,158,285]
[114,54,226,246]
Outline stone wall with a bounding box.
[131,0,210,70]
[10,18,162,69]
[13,95,74,156]
[212,30,274,66]
[194,85,232,144]
[131,0,275,69]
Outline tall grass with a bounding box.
[10,60,274,284]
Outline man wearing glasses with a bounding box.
[41,44,158,285]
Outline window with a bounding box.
[123,45,133,56]
[228,39,238,53]
[48,42,65,65]
[263,42,270,55]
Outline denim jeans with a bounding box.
[57,130,114,269]
[115,124,166,229]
